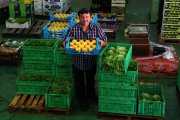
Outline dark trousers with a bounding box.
[72,64,97,104]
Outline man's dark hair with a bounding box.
[78,8,92,16]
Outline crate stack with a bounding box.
[22,39,57,77]
[91,0,111,13]
[98,13,117,41]
[97,42,138,115]
[16,39,58,95]
[43,12,76,39]
[7,0,33,28]
[138,84,165,117]
[128,24,150,56]
[111,0,126,23]
[45,40,74,110]
[0,0,9,24]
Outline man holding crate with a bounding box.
[62,8,107,111]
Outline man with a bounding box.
[62,8,107,111]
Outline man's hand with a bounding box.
[61,40,66,48]
[99,40,107,48]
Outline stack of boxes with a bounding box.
[34,0,71,16]
[111,0,126,23]
[128,24,150,56]
[9,0,33,18]
[97,42,138,115]
[6,0,33,28]
[33,0,43,15]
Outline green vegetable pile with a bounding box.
[49,79,73,95]
[141,92,161,102]
[102,46,128,75]
[24,40,54,47]
[18,73,52,82]
[7,18,30,24]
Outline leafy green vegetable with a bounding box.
[141,92,161,102]
[49,79,73,95]
[102,45,128,75]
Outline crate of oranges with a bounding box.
[65,37,100,55]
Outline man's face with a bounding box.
[79,13,92,26]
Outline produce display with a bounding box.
[165,3,180,10]
[47,21,69,32]
[164,10,180,17]
[102,46,128,75]
[69,39,97,52]
[48,80,72,94]
[163,18,180,24]
[161,0,180,39]
[161,32,180,38]
[163,25,180,31]
[165,0,180,2]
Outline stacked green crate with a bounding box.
[9,0,33,18]
[97,42,138,115]
[47,42,74,109]
[16,72,53,95]
[45,79,74,109]
[53,42,72,80]
[138,84,165,117]
[22,39,57,76]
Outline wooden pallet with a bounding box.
[9,94,70,115]
[98,112,163,120]
[159,38,180,44]
[2,20,48,38]
[9,94,45,113]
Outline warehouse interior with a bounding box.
[0,0,180,120]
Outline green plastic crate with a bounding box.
[22,39,57,52]
[23,63,53,70]
[98,82,137,98]
[23,69,53,76]
[16,79,52,95]
[98,96,137,115]
[96,61,138,84]
[99,42,132,73]
[45,86,74,109]
[54,44,72,66]
[138,84,165,117]
[53,65,72,79]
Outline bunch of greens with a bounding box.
[141,92,161,102]
[7,18,30,24]
[18,73,52,82]
[102,46,128,75]
[49,79,73,95]
[24,40,54,47]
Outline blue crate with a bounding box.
[43,20,70,39]
[65,37,101,55]
[50,12,76,21]
[91,13,98,24]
